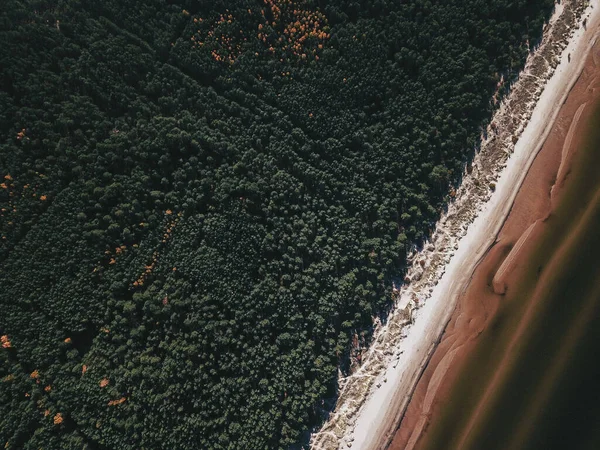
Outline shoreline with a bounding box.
[309,1,597,449]
[392,55,600,449]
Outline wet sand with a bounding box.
[388,32,600,450]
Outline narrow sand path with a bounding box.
[492,220,539,294]
[554,101,587,191]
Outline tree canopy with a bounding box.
[0,0,553,448]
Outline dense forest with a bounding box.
[1,0,554,448]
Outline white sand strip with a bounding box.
[310,1,600,449]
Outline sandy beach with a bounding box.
[310,1,599,449]
[390,20,600,450]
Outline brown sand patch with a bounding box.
[387,32,600,450]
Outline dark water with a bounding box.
[420,103,600,450]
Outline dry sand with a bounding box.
[310,1,599,449]
[389,10,600,450]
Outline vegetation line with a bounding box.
[311,1,591,449]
